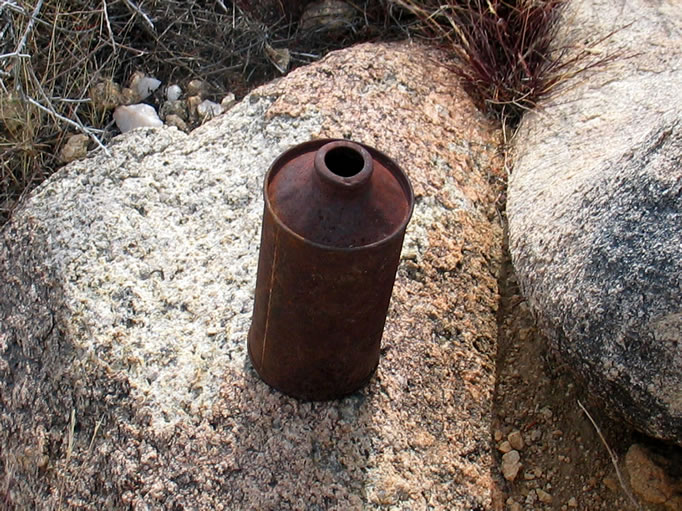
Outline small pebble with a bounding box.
[128,70,144,87]
[220,92,237,111]
[197,99,223,120]
[602,475,618,491]
[524,467,542,480]
[165,114,188,132]
[89,79,121,110]
[135,75,161,100]
[160,100,188,120]
[508,430,524,450]
[498,440,512,453]
[187,95,202,121]
[264,43,290,73]
[494,429,504,442]
[128,71,160,100]
[186,79,208,97]
[113,104,163,133]
[505,497,522,511]
[166,84,182,101]
[537,489,552,504]
[530,429,542,442]
[299,0,356,31]
[567,497,578,507]
[59,134,89,163]
[501,450,522,481]
[625,443,675,505]
[120,87,138,105]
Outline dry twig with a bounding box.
[11,0,43,62]
[577,399,642,510]
[24,96,110,155]
[122,0,154,32]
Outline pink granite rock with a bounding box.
[0,42,504,509]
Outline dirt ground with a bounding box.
[492,228,682,511]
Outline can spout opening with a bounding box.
[325,147,364,177]
[315,141,373,190]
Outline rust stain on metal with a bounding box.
[248,139,414,400]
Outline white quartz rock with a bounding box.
[133,74,162,100]
[166,84,182,102]
[196,99,223,120]
[113,104,163,133]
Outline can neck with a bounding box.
[314,141,373,192]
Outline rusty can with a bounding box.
[248,139,414,400]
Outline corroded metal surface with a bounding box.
[248,139,414,400]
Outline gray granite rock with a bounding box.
[507,0,682,444]
[0,42,505,509]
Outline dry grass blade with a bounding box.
[11,0,43,61]
[577,399,642,511]
[65,408,76,462]
[121,0,154,32]
[87,416,104,453]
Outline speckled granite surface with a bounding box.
[507,0,682,444]
[0,42,505,509]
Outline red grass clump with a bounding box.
[399,0,594,124]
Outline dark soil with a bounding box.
[492,228,681,511]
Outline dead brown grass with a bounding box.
[0,0,604,226]
[396,0,620,127]
[0,0,413,225]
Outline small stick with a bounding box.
[87,416,103,453]
[0,52,30,59]
[122,0,155,32]
[12,0,44,57]
[1,1,25,13]
[101,0,118,53]
[24,64,109,154]
[65,408,76,462]
[577,399,641,510]
[24,96,111,156]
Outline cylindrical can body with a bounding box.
[248,139,414,400]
